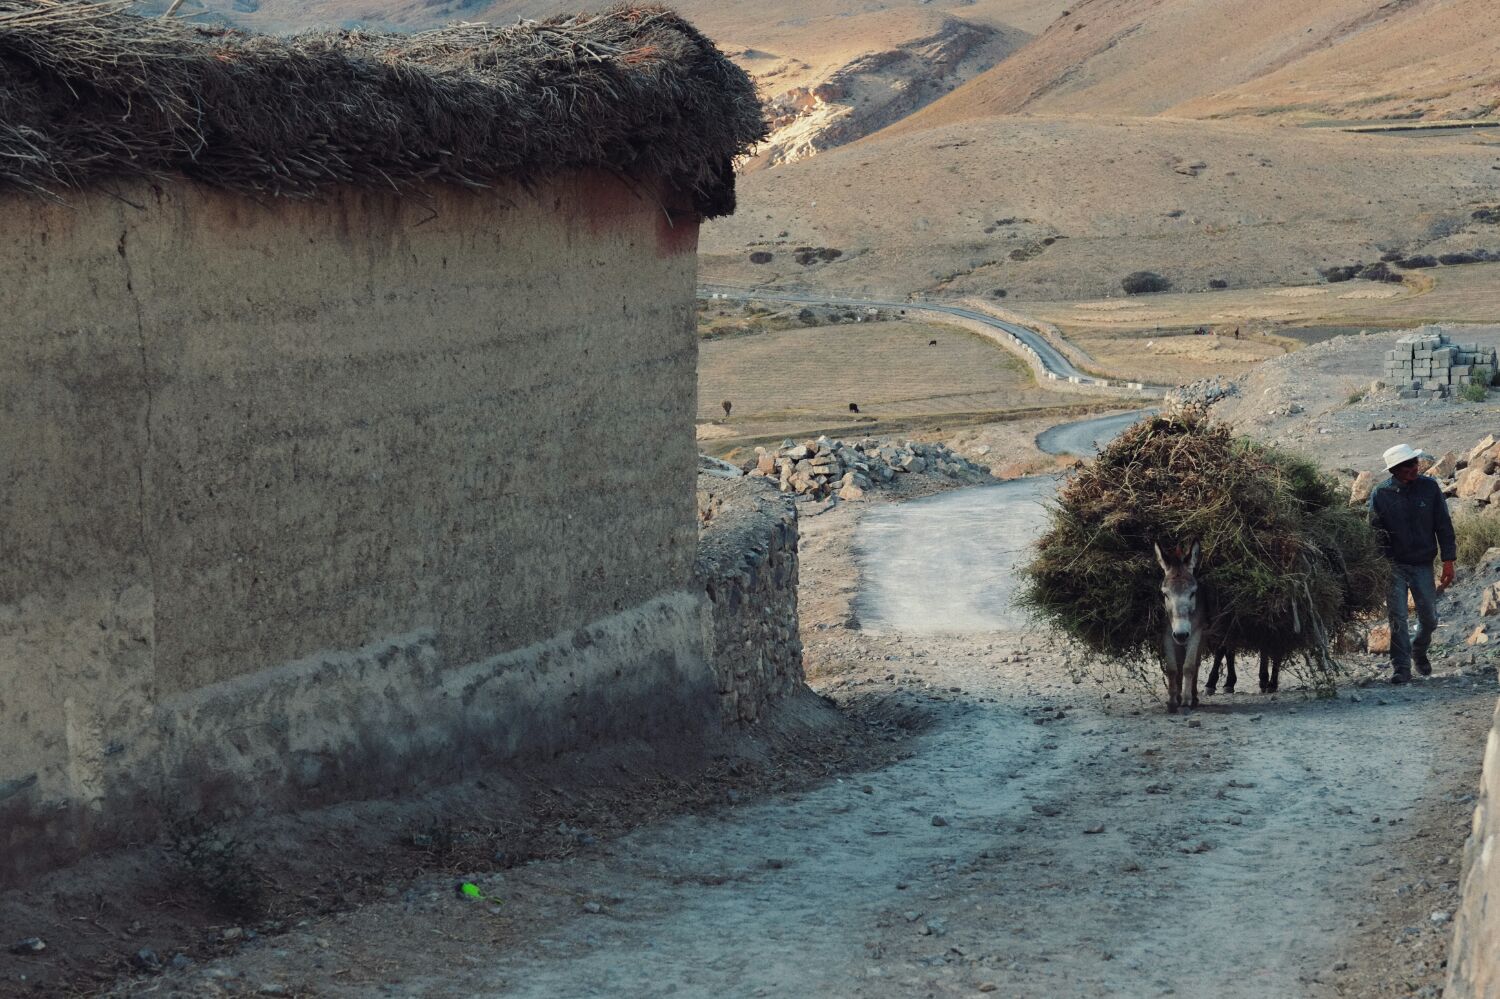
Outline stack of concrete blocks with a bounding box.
[1384,329,1498,399]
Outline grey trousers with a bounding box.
[1388,561,1440,671]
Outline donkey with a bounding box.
[1154,541,1205,713]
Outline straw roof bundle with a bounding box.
[1021,410,1387,683]
[0,1,766,215]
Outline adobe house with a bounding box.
[0,1,764,883]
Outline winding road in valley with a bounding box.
[699,285,1161,394]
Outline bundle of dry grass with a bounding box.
[0,1,766,215]
[1022,410,1387,686]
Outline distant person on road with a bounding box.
[1367,443,1456,684]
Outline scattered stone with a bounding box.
[1430,911,1452,925]
[1480,584,1500,617]
[170,954,195,971]
[221,927,244,942]
[1368,624,1392,654]
[931,815,949,827]
[1187,719,1202,729]
[583,901,604,914]
[748,436,991,500]
[8,938,45,955]
[1467,624,1490,646]
[131,948,163,972]
[1031,804,1063,817]
[1084,823,1106,835]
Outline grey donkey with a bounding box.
[1154,541,1206,713]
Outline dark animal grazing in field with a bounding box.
[1154,541,1205,713]
[929,339,937,346]
[1206,649,1285,695]
[721,399,732,418]
[849,402,860,413]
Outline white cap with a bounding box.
[1382,443,1423,470]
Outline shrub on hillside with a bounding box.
[1398,255,1438,269]
[1121,271,1171,295]
[1460,381,1489,403]
[1454,508,1500,568]
[1439,252,1482,265]
[1358,262,1404,283]
[1209,278,1228,289]
[749,251,773,264]
[1320,265,1361,283]
[1021,410,1387,688]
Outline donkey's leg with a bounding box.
[1184,636,1203,709]
[1206,651,1222,695]
[1268,655,1282,693]
[1224,651,1237,694]
[1259,651,1271,693]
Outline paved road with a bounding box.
[855,409,1145,635]
[699,286,1156,392]
[1035,408,1154,457]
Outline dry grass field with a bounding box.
[695,319,1095,453]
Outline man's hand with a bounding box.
[1439,560,1456,591]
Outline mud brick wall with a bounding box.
[1449,695,1500,998]
[696,475,805,724]
[0,172,716,885]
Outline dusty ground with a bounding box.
[40,401,1495,999]
[693,305,1135,459]
[63,485,1497,999]
[1029,266,1500,344]
[1212,324,1500,474]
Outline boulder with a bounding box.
[1465,434,1497,466]
[1350,471,1377,506]
[1367,624,1391,653]
[1429,451,1459,479]
[1466,624,1490,646]
[838,482,866,501]
[1456,467,1500,500]
[756,450,776,476]
[1481,583,1500,618]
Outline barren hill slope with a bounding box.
[702,115,1500,300]
[889,0,1499,129]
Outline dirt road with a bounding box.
[122,410,1496,999]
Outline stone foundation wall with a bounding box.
[1449,695,1500,998]
[696,475,804,724]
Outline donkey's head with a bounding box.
[1153,541,1201,644]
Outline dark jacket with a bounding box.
[1367,474,1457,566]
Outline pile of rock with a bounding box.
[1351,434,1500,511]
[747,436,991,499]
[1382,329,1498,399]
[1164,376,1239,410]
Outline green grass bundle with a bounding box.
[1021,410,1388,680]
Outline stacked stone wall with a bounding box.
[1384,329,1498,399]
[696,476,805,724]
[1448,696,1500,998]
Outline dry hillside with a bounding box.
[891,0,1500,128]
[701,115,1500,300]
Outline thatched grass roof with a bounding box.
[0,1,767,216]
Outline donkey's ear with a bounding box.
[1188,542,1200,571]
[1153,542,1169,572]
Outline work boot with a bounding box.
[1415,653,1432,677]
[1391,669,1411,685]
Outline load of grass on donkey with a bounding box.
[1020,407,1388,700]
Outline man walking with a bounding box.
[1368,443,1456,684]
